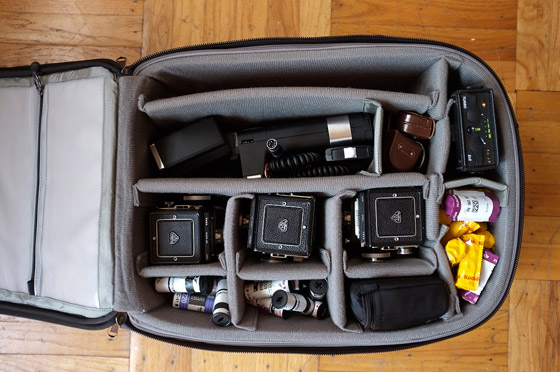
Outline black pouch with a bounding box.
[349,276,449,331]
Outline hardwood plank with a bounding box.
[191,349,223,372]
[0,11,142,47]
[299,0,331,37]
[519,121,560,155]
[0,43,141,68]
[331,24,517,62]
[516,216,560,281]
[320,301,509,372]
[286,354,319,372]
[142,0,331,55]
[517,0,560,91]
[0,317,129,357]
[221,353,257,372]
[0,355,129,372]
[142,0,175,56]
[332,0,517,30]
[487,60,516,93]
[524,184,560,217]
[0,0,141,15]
[516,90,560,121]
[130,333,191,372]
[509,280,560,372]
[523,152,560,186]
[255,353,286,372]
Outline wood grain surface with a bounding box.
[0,0,558,371]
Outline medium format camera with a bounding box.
[344,188,425,261]
[247,194,316,262]
[149,200,224,265]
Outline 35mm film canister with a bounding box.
[308,279,328,300]
[247,297,289,319]
[244,280,290,300]
[172,293,215,313]
[156,276,214,294]
[212,279,231,327]
[311,301,329,320]
[271,290,313,315]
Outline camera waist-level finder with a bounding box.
[247,194,316,262]
[149,200,224,265]
[235,113,374,178]
[451,88,499,172]
[350,188,425,261]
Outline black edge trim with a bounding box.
[0,302,117,331]
[0,59,123,78]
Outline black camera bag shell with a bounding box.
[0,36,524,354]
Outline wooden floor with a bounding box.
[0,1,558,371]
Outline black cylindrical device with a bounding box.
[212,279,231,327]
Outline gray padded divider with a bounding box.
[343,246,437,279]
[138,252,227,278]
[430,226,462,320]
[425,174,443,241]
[133,173,429,200]
[224,194,257,331]
[409,57,449,120]
[236,250,330,281]
[427,108,451,175]
[138,87,432,127]
[324,191,363,333]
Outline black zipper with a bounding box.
[120,35,524,354]
[27,62,44,296]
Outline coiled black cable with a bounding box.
[266,152,349,178]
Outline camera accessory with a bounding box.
[450,88,499,172]
[307,279,328,301]
[212,279,231,327]
[444,189,500,222]
[155,276,214,294]
[149,205,224,265]
[172,292,215,314]
[394,112,436,140]
[235,113,374,178]
[247,195,316,261]
[244,280,291,300]
[149,116,230,173]
[384,130,425,172]
[325,145,374,162]
[348,276,449,331]
[271,290,314,315]
[353,188,425,261]
[459,249,499,304]
[247,297,289,319]
[311,301,329,320]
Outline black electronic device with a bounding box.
[450,88,499,172]
[234,113,374,178]
[149,202,224,265]
[247,194,316,261]
[346,188,425,261]
[149,117,231,174]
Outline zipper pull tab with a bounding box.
[116,56,130,75]
[107,313,128,338]
[30,62,44,95]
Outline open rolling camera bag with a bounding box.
[0,36,524,353]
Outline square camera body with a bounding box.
[150,207,223,264]
[247,194,316,259]
[353,188,425,254]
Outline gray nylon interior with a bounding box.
[113,43,521,347]
[0,67,117,317]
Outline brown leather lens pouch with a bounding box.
[395,112,435,140]
[385,130,424,172]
